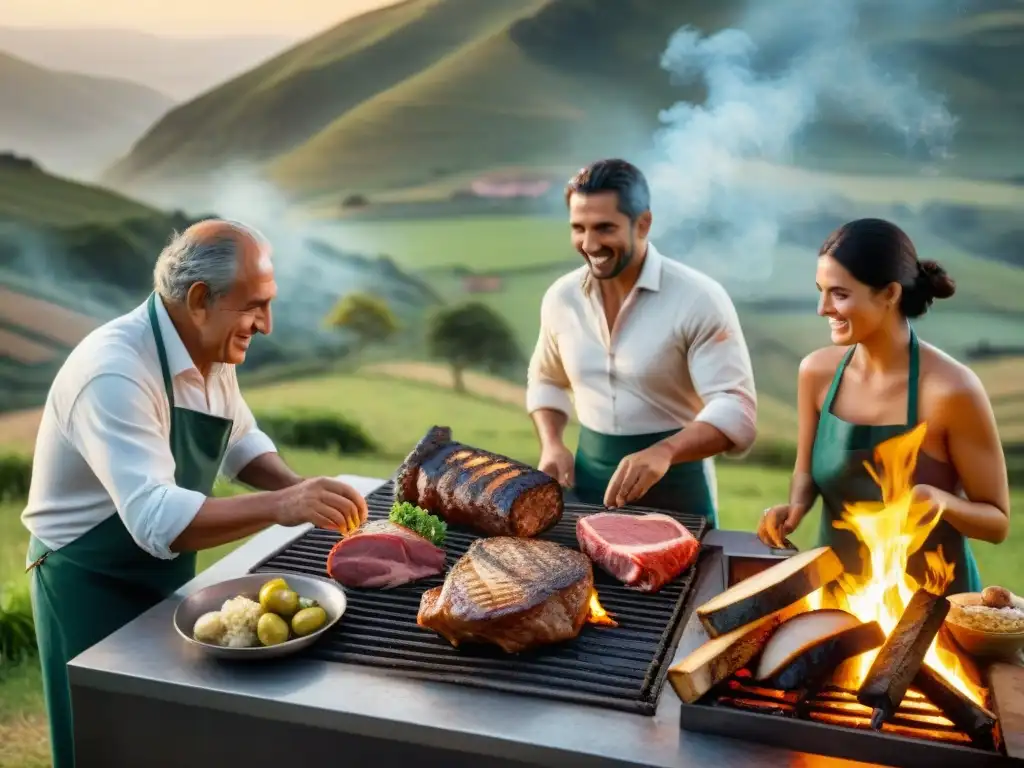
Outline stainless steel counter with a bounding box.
[68,475,880,767]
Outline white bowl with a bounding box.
[172,572,346,660]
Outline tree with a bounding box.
[426,302,521,393]
[325,292,400,355]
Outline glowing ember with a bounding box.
[816,423,987,707]
[587,590,618,627]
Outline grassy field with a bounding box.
[1,366,1022,766]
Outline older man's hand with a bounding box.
[275,477,369,533]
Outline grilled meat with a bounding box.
[396,426,563,538]
[326,520,446,589]
[417,537,593,653]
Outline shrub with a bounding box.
[255,410,376,455]
[0,453,32,502]
[0,579,35,665]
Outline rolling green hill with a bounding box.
[0,51,175,181]
[104,0,1024,206]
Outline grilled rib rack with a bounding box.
[251,480,708,714]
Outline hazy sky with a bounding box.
[3,0,401,37]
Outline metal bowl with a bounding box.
[172,572,347,660]
[944,592,1024,662]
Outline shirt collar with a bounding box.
[581,241,664,295]
[151,296,222,379]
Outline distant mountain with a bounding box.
[104,0,1024,205]
[0,27,296,101]
[0,51,176,180]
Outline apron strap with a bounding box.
[147,292,177,411]
[907,325,920,425]
[821,346,856,414]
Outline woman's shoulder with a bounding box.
[918,341,990,410]
[799,346,848,382]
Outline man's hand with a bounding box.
[604,443,673,508]
[538,442,575,488]
[275,477,369,533]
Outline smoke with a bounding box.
[171,167,437,362]
[648,0,958,290]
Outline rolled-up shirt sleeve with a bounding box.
[66,373,207,560]
[220,368,277,480]
[682,282,758,457]
[526,288,574,417]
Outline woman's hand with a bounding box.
[756,504,806,549]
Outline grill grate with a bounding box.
[678,672,1008,768]
[251,480,707,714]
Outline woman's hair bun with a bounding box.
[917,259,956,300]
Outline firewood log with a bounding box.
[669,611,788,704]
[913,662,997,750]
[696,546,843,637]
[857,589,950,729]
[757,610,886,693]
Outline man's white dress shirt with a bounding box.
[22,297,276,561]
[526,243,758,503]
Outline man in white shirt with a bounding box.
[527,159,757,525]
[23,219,368,768]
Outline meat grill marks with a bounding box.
[396,426,563,538]
[417,538,593,653]
[252,480,708,714]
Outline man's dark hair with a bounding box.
[564,159,651,222]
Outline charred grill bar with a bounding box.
[251,481,708,714]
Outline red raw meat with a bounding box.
[327,520,447,589]
[576,512,699,593]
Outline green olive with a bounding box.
[262,588,300,618]
[258,578,290,609]
[257,613,290,646]
[291,606,328,637]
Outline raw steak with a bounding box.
[326,520,446,589]
[417,537,593,653]
[576,512,699,593]
[396,425,563,538]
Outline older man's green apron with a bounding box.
[573,426,718,527]
[27,293,233,768]
[810,327,981,596]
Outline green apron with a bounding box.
[573,426,718,527]
[810,327,982,596]
[27,293,234,768]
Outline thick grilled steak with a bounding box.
[417,537,593,653]
[395,426,563,537]
[326,520,446,589]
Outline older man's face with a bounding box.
[204,236,277,366]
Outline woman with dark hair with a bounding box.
[756,218,1008,594]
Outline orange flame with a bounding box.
[587,590,618,627]
[820,423,987,706]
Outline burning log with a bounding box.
[696,547,843,637]
[668,612,785,704]
[857,588,950,729]
[912,662,997,750]
[756,610,885,693]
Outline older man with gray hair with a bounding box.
[22,219,368,768]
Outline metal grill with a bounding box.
[251,480,707,714]
[679,672,1010,768]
